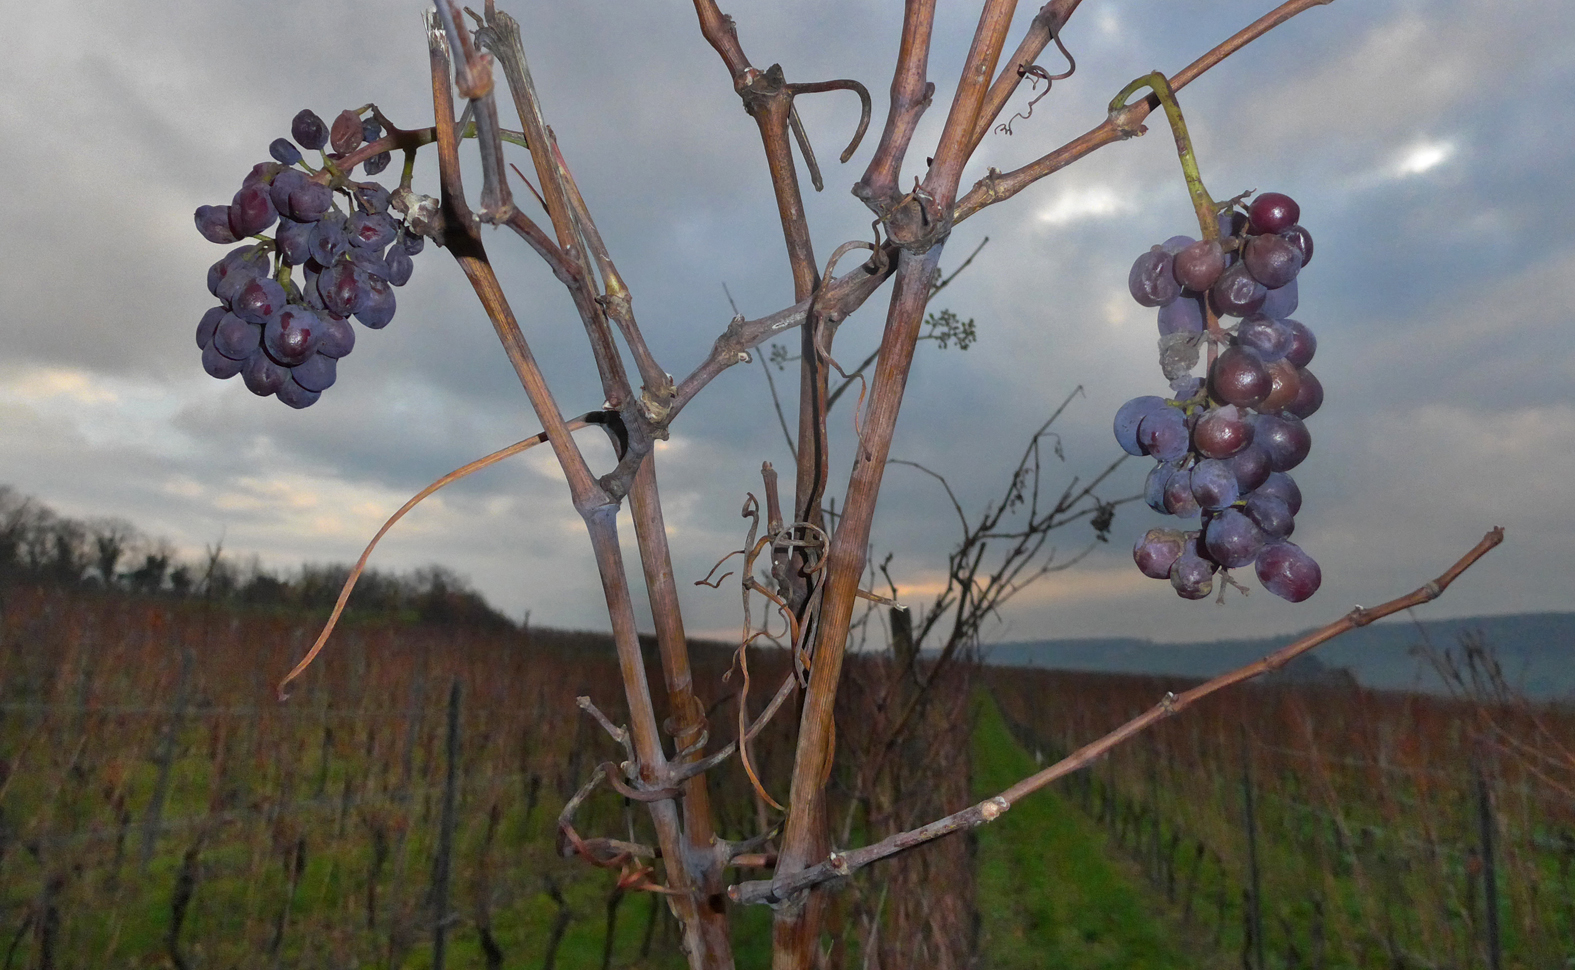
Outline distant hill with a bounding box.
[983,612,1575,700]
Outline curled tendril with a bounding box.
[996,24,1077,136]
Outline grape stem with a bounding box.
[1111,71,1225,357]
[1110,71,1217,244]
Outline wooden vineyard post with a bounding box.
[1474,762,1502,970]
[1241,725,1266,970]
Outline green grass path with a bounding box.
[972,694,1194,969]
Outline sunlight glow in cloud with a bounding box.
[1394,140,1454,176]
[1036,186,1134,226]
[5,368,119,406]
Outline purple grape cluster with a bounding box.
[1115,192,1323,603]
[192,109,419,408]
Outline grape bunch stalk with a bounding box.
[192,108,424,409]
[1107,74,1322,603]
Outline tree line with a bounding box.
[0,485,516,629]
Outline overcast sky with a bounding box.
[2,0,1571,650]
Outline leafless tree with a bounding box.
[260,3,1504,967]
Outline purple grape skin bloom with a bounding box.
[1134,528,1186,580]
[1114,396,1169,456]
[1255,541,1321,602]
[1170,535,1216,600]
[1204,508,1264,568]
[1129,248,1182,308]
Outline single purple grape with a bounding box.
[196,306,226,350]
[1286,369,1323,420]
[275,378,322,410]
[1260,277,1298,320]
[291,352,338,392]
[1258,359,1302,414]
[1162,468,1201,519]
[232,278,287,325]
[194,205,238,244]
[1224,442,1272,494]
[348,247,391,282]
[398,230,425,256]
[269,138,302,167]
[1145,462,1176,514]
[202,340,244,379]
[1210,263,1267,318]
[1137,407,1189,462]
[316,313,356,359]
[331,110,365,155]
[1134,528,1186,580]
[384,246,414,286]
[1236,313,1292,363]
[1204,508,1264,568]
[288,180,333,224]
[1173,239,1226,291]
[1280,225,1314,267]
[276,217,314,266]
[264,306,323,366]
[1282,320,1317,368]
[354,183,392,214]
[1190,459,1240,510]
[1170,534,1217,600]
[1244,233,1302,289]
[309,214,350,266]
[213,313,262,360]
[1248,192,1300,235]
[1257,472,1302,515]
[1244,492,1295,538]
[228,183,278,238]
[1255,540,1320,602]
[1192,404,1254,459]
[1158,290,1205,336]
[347,211,397,250]
[292,109,328,150]
[362,152,392,176]
[1114,396,1170,456]
[355,275,397,329]
[215,247,272,305]
[242,348,290,396]
[1255,413,1311,471]
[318,260,367,320]
[1129,249,1182,308]
[1209,345,1271,409]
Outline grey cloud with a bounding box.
[2,1,1571,644]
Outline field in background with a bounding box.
[0,584,791,969]
[987,662,1575,968]
[5,581,1572,968]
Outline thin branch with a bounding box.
[967,0,1083,152]
[549,136,675,420]
[855,0,939,210]
[731,527,1505,905]
[276,414,602,699]
[954,0,1334,225]
[476,7,632,410]
[922,0,1020,215]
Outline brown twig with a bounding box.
[854,0,939,211]
[954,0,1335,224]
[731,527,1505,905]
[968,0,1083,151]
[275,415,601,699]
